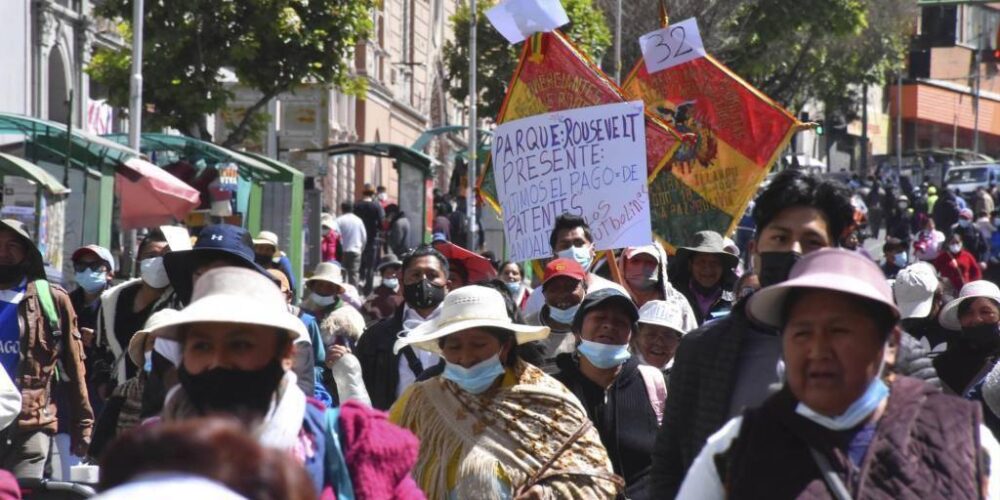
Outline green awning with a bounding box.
[322,142,439,177]
[102,133,280,179]
[0,112,139,170]
[240,152,304,182]
[0,152,70,195]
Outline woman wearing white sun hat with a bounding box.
[389,285,622,499]
[934,280,1000,437]
[149,266,422,497]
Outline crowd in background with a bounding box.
[2,172,1000,498]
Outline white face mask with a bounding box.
[557,245,593,271]
[139,257,170,289]
[312,293,336,307]
[949,243,963,254]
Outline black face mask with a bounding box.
[0,264,24,284]
[403,278,446,310]
[177,357,285,419]
[254,254,273,267]
[960,323,1000,349]
[757,251,802,288]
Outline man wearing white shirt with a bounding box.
[336,201,367,287]
[523,213,628,316]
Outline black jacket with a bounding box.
[553,354,659,500]
[354,306,425,410]
[649,299,755,498]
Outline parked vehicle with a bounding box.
[944,163,1000,196]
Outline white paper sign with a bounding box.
[491,101,653,262]
[639,18,706,74]
[485,0,569,44]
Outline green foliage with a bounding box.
[665,0,914,118]
[444,0,612,121]
[88,0,374,146]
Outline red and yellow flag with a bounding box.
[623,37,800,252]
[479,31,682,214]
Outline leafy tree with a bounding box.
[88,0,373,146]
[444,0,612,121]
[605,0,914,118]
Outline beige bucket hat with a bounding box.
[305,262,346,293]
[128,308,180,367]
[393,285,549,354]
[148,267,305,341]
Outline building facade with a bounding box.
[892,2,1000,160]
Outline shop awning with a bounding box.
[322,142,439,177]
[102,133,280,179]
[0,152,70,195]
[240,152,304,182]
[0,112,139,170]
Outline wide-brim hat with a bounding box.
[675,231,740,270]
[939,280,1000,331]
[305,262,346,292]
[252,231,279,249]
[748,248,899,329]
[164,224,271,304]
[377,254,402,272]
[0,219,44,280]
[128,308,180,367]
[149,267,305,342]
[393,285,549,354]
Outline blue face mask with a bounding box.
[75,270,107,293]
[548,303,579,325]
[143,351,153,373]
[505,281,522,295]
[442,354,506,394]
[382,278,399,290]
[577,339,632,369]
[795,377,889,431]
[558,245,593,271]
[893,252,907,268]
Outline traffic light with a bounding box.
[815,124,825,136]
[995,23,1000,62]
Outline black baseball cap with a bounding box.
[571,288,639,333]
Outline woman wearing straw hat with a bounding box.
[390,285,622,499]
[676,249,1000,499]
[150,267,423,498]
[934,280,1000,438]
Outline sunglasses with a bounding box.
[74,262,108,273]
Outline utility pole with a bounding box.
[467,0,478,250]
[614,0,622,83]
[126,0,144,276]
[973,18,984,154]
[896,71,903,185]
[861,84,869,177]
[128,0,143,151]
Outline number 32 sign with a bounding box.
[639,17,706,74]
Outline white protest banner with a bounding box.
[639,17,706,74]
[485,0,569,44]
[491,101,653,262]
